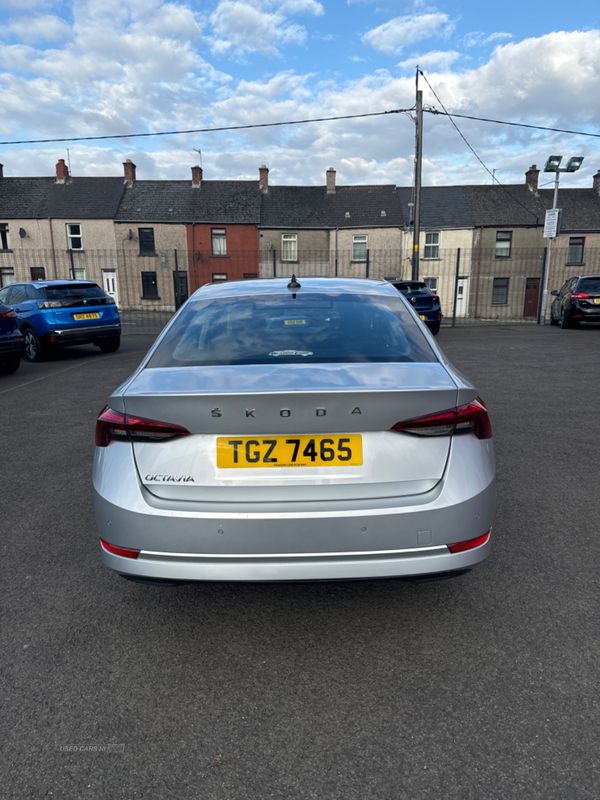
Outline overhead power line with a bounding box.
[425,109,600,139]
[418,70,540,223]
[0,109,412,146]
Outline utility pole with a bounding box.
[412,70,423,281]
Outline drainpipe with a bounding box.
[48,218,58,279]
[335,228,338,277]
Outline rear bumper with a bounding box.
[93,436,496,582]
[42,323,121,346]
[0,336,24,357]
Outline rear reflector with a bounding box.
[391,397,492,439]
[100,538,141,558]
[447,531,491,553]
[95,406,191,447]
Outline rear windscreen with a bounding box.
[579,278,600,294]
[392,283,429,295]
[147,292,437,367]
[44,284,106,300]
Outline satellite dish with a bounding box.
[19,228,27,238]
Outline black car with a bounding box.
[550,275,600,328]
[389,281,442,335]
[0,301,24,374]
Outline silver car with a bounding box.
[93,278,495,585]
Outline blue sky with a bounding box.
[0,0,599,189]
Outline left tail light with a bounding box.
[0,307,17,319]
[391,397,492,439]
[95,406,191,447]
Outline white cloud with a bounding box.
[274,0,324,14]
[362,13,455,55]
[397,50,460,71]
[209,1,307,56]
[8,15,72,44]
[462,31,513,48]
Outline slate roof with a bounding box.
[0,177,125,218]
[115,180,261,223]
[397,186,474,229]
[260,184,404,229]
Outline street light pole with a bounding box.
[540,155,584,324]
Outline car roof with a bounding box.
[193,277,399,299]
[10,279,99,288]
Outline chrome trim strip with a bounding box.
[140,545,449,559]
[52,324,120,335]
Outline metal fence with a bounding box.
[1,246,598,334]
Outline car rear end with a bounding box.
[569,276,600,324]
[93,279,494,584]
[391,281,442,333]
[34,281,121,349]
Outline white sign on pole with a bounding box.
[544,208,561,238]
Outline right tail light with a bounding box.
[391,397,492,439]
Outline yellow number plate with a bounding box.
[419,315,426,320]
[594,298,600,305]
[217,435,362,468]
[73,313,100,320]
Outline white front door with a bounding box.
[455,278,468,317]
[103,271,119,306]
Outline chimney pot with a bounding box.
[326,167,336,194]
[525,164,539,194]
[123,159,137,186]
[259,164,269,193]
[191,165,203,187]
[593,170,600,195]
[55,158,69,183]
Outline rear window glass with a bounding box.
[147,291,437,367]
[392,282,430,295]
[44,284,106,300]
[578,278,600,293]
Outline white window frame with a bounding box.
[212,273,228,283]
[73,268,86,281]
[353,235,367,261]
[281,234,297,262]
[423,277,438,292]
[66,223,83,250]
[424,232,440,259]
[211,228,227,256]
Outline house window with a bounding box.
[424,277,438,292]
[67,224,82,250]
[30,267,46,281]
[0,268,15,287]
[568,237,585,264]
[243,273,258,279]
[73,268,86,280]
[492,277,509,305]
[211,228,227,256]
[0,223,9,250]
[281,234,297,261]
[212,273,228,283]
[141,271,159,299]
[424,232,440,259]
[139,228,155,255]
[495,231,512,258]
[353,235,367,261]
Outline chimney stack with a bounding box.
[259,165,269,193]
[191,165,203,187]
[55,159,69,183]
[0,164,3,179]
[123,159,136,186]
[326,167,336,194]
[525,164,539,194]
[593,170,600,195]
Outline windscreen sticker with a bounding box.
[268,350,313,357]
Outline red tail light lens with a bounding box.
[0,307,17,319]
[391,397,492,439]
[432,295,440,303]
[95,406,191,447]
[100,538,140,558]
[570,292,588,300]
[448,531,490,553]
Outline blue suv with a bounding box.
[0,280,121,361]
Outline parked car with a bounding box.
[0,301,24,374]
[550,275,600,328]
[0,280,121,361]
[93,277,495,586]
[389,280,442,335]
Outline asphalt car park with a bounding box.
[2,324,599,799]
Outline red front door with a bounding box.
[523,277,540,318]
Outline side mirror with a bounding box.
[551,290,558,296]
